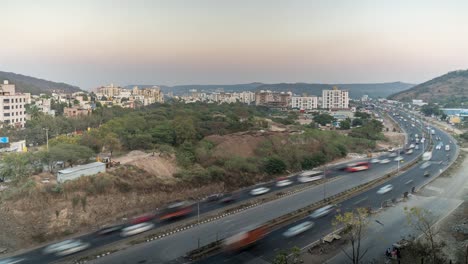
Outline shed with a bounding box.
[57,162,106,183]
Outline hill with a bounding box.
[127,82,413,99]
[389,70,468,102]
[0,71,82,95]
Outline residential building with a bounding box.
[291,96,318,110]
[63,106,91,118]
[97,83,122,98]
[255,90,291,109]
[0,80,31,128]
[321,86,349,109]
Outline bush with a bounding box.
[301,153,327,170]
[224,156,259,174]
[264,157,287,175]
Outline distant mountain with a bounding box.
[389,70,468,102]
[127,82,413,99]
[0,71,82,95]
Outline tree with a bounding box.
[333,208,370,264]
[49,143,94,167]
[421,103,442,117]
[101,132,121,157]
[354,112,371,119]
[313,113,336,126]
[0,153,33,183]
[351,118,363,127]
[340,118,351,130]
[272,247,302,264]
[404,207,446,263]
[264,157,287,174]
[173,116,197,145]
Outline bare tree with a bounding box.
[404,206,446,264]
[333,207,370,264]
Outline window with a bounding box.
[3,106,9,110]
[3,99,9,103]
[4,113,10,117]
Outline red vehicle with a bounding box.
[345,161,370,172]
[130,214,156,225]
[223,225,269,252]
[159,201,193,221]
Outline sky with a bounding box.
[1,0,468,89]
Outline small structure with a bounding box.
[57,162,106,183]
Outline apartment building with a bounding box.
[321,86,349,109]
[63,106,91,118]
[255,90,292,109]
[291,96,318,110]
[0,80,31,128]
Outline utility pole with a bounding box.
[43,128,49,151]
[397,144,401,173]
[323,164,327,200]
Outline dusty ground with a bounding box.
[113,150,178,183]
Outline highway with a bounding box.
[193,108,458,264]
[0,107,436,264]
[64,108,434,264]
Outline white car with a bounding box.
[388,152,398,158]
[420,161,431,169]
[370,158,380,164]
[276,179,292,187]
[394,156,403,162]
[310,205,335,219]
[415,145,419,150]
[250,187,270,196]
[409,144,415,149]
[43,239,90,256]
[379,159,391,164]
[406,149,413,155]
[298,175,323,183]
[121,222,155,237]
[0,258,26,264]
[377,184,394,194]
[283,221,315,238]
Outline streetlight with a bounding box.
[323,164,327,200]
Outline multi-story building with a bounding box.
[255,90,291,109]
[321,86,349,109]
[63,106,91,118]
[291,96,318,110]
[97,84,122,98]
[0,80,31,128]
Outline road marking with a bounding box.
[353,197,368,205]
[405,180,414,185]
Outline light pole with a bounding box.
[43,128,49,151]
[397,144,401,173]
[323,164,327,200]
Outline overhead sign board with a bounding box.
[0,137,9,143]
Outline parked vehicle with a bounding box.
[283,221,315,238]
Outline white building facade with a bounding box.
[321,87,349,109]
[0,80,31,128]
[291,96,318,110]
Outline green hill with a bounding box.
[0,71,82,95]
[389,70,468,102]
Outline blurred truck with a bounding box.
[223,225,269,252]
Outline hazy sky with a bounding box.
[1,0,468,89]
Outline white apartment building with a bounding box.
[291,96,318,110]
[321,86,349,109]
[0,80,31,128]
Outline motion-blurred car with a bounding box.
[130,214,155,225]
[121,222,155,237]
[409,144,415,149]
[406,149,413,155]
[420,161,431,169]
[370,158,380,164]
[394,156,403,162]
[310,205,335,219]
[377,184,393,194]
[206,193,223,202]
[415,145,420,150]
[283,221,315,238]
[424,171,430,177]
[96,224,124,236]
[42,239,90,256]
[388,152,398,158]
[219,193,237,203]
[0,257,26,264]
[276,178,292,187]
[379,158,391,164]
[250,187,270,196]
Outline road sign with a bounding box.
[0,137,9,143]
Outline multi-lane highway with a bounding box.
[194,108,458,264]
[66,108,436,264]
[0,107,444,264]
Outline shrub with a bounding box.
[264,157,287,175]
